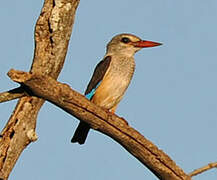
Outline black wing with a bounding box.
[85,56,111,96]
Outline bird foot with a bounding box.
[103,108,129,125]
[104,109,128,126]
[119,117,128,125]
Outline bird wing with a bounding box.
[85,56,111,100]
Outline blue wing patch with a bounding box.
[85,82,101,100]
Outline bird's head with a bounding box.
[106,33,162,57]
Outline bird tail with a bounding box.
[71,122,90,145]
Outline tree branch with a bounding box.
[189,162,217,177]
[0,87,25,103]
[0,0,80,179]
[7,69,191,180]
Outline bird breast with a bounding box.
[91,56,135,110]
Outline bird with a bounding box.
[71,33,162,144]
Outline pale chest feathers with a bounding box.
[92,56,135,109]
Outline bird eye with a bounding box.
[121,37,131,44]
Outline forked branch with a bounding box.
[0,0,80,179]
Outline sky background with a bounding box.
[0,0,217,179]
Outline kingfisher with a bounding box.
[71,33,162,144]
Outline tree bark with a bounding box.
[0,0,80,179]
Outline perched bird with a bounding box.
[71,33,162,144]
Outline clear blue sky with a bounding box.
[1,0,217,179]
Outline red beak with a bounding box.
[132,40,162,48]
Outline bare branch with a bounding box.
[0,87,25,103]
[189,162,217,177]
[0,0,80,179]
[8,69,192,180]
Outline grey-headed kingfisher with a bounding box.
[71,33,162,144]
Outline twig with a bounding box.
[0,87,25,103]
[189,162,217,177]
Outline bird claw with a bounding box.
[105,109,129,126]
[119,117,128,125]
